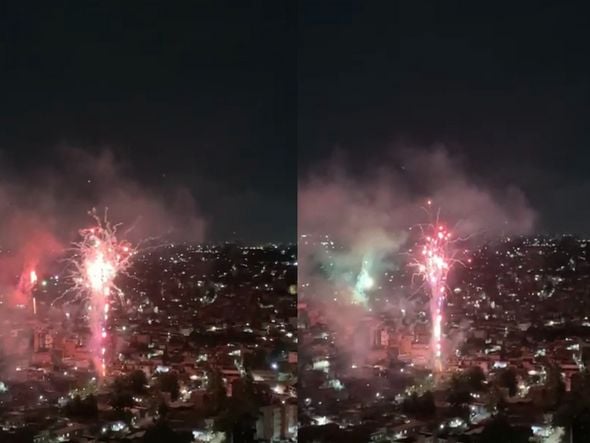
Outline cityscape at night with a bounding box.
[0,2,295,442]
[0,242,297,442]
[298,2,590,442]
[298,232,590,442]
[3,1,590,442]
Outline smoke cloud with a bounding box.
[0,146,206,307]
[300,147,535,249]
[299,146,536,364]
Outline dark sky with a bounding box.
[299,1,590,235]
[0,2,295,243]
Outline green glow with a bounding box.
[353,258,374,305]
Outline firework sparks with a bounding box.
[17,266,38,296]
[13,264,40,311]
[70,211,135,377]
[30,270,38,285]
[30,270,38,315]
[353,259,374,305]
[411,209,463,373]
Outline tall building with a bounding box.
[256,402,297,442]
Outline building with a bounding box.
[256,402,297,442]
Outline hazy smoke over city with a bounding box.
[300,147,535,249]
[0,147,206,307]
[299,146,536,362]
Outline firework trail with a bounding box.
[28,269,38,315]
[29,270,38,285]
[70,211,135,377]
[411,203,464,373]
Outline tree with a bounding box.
[465,366,487,392]
[110,375,135,412]
[162,346,170,366]
[157,400,170,420]
[0,427,36,443]
[129,369,149,394]
[486,385,505,414]
[215,373,262,442]
[496,367,518,397]
[82,394,98,417]
[158,372,180,401]
[64,395,82,416]
[402,391,436,418]
[112,375,129,393]
[447,375,471,407]
[64,394,98,418]
[446,374,472,422]
[0,348,7,375]
[207,368,227,413]
[143,421,192,443]
[554,370,590,442]
[111,390,134,410]
[480,415,531,443]
[402,392,420,415]
[243,349,267,371]
[542,363,565,410]
[419,391,436,416]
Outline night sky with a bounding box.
[4,3,590,240]
[299,2,590,235]
[0,2,295,243]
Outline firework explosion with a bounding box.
[411,210,461,373]
[70,212,135,377]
